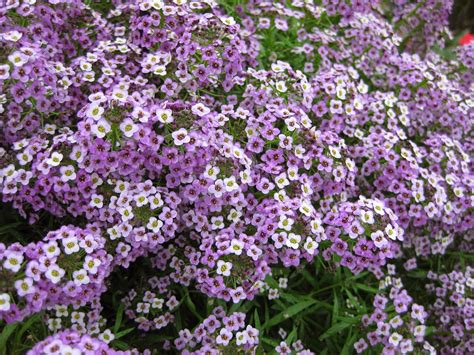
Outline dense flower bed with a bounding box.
[0,0,472,354]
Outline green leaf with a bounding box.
[113,303,124,334]
[13,314,41,349]
[115,327,134,339]
[319,322,352,341]
[254,308,261,330]
[354,283,379,293]
[286,326,297,345]
[0,322,19,353]
[263,300,316,329]
[332,290,339,326]
[185,293,203,321]
[111,339,130,350]
[262,337,279,347]
[341,331,357,355]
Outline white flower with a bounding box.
[136,302,150,314]
[92,119,111,138]
[389,332,403,347]
[60,165,76,182]
[73,269,90,286]
[285,233,301,249]
[278,215,294,231]
[71,311,85,324]
[3,30,22,42]
[46,152,63,167]
[55,305,68,317]
[112,88,128,102]
[223,176,238,192]
[87,103,104,121]
[153,65,167,76]
[120,118,139,138]
[287,166,299,181]
[15,277,35,296]
[220,16,236,26]
[329,146,341,158]
[147,217,163,233]
[134,193,148,207]
[99,329,115,344]
[62,236,80,254]
[336,86,346,100]
[151,298,164,309]
[304,237,318,255]
[0,294,11,311]
[275,81,287,93]
[372,200,385,215]
[235,331,249,346]
[361,210,374,224]
[83,256,101,274]
[239,169,252,184]
[59,346,81,355]
[119,206,134,221]
[385,224,398,240]
[275,173,289,189]
[45,265,65,284]
[17,151,32,166]
[8,51,28,66]
[211,216,224,230]
[299,200,313,217]
[172,128,190,146]
[47,318,62,332]
[204,164,219,180]
[228,239,244,255]
[4,252,24,273]
[149,193,164,209]
[156,108,174,123]
[310,219,324,235]
[107,226,121,240]
[90,194,104,208]
[227,209,241,224]
[216,260,233,277]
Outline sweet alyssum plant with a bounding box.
[0,0,472,354]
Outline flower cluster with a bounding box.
[27,329,133,355]
[174,308,260,353]
[425,267,474,354]
[0,224,111,322]
[355,265,432,354]
[122,276,179,332]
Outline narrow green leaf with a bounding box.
[263,300,316,329]
[115,327,134,339]
[319,322,351,341]
[332,290,339,326]
[286,326,297,345]
[185,294,203,321]
[111,339,130,350]
[355,284,379,293]
[341,331,357,355]
[13,314,41,349]
[0,322,19,353]
[254,308,261,330]
[114,303,124,334]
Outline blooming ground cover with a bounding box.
[0,0,473,354]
